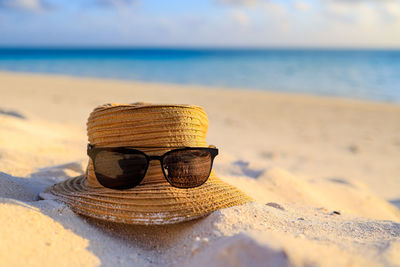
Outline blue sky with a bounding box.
[0,0,399,47]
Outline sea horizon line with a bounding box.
[0,46,399,52]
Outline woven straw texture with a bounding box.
[41,103,252,225]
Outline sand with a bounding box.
[0,71,399,266]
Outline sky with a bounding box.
[0,0,399,48]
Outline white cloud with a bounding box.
[231,10,249,27]
[0,0,138,10]
[262,2,286,16]
[324,0,400,23]
[217,0,258,6]
[294,1,310,12]
[96,0,137,6]
[331,0,397,3]
[382,1,400,19]
[0,0,47,11]
[216,0,400,47]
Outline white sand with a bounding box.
[0,72,399,266]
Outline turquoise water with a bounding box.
[0,48,399,102]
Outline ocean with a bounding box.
[0,48,399,102]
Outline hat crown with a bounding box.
[85,103,210,187]
[87,103,209,147]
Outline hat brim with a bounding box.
[40,173,252,225]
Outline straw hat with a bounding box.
[40,103,252,225]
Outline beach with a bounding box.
[1,71,400,266]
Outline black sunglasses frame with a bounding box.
[87,144,219,190]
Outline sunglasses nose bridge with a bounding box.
[148,155,163,162]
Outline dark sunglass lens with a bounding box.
[162,149,212,188]
[94,151,148,189]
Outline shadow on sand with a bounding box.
[0,165,215,266]
[390,199,400,210]
[0,108,26,119]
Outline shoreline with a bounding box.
[1,70,399,107]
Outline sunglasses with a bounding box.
[87,144,219,190]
